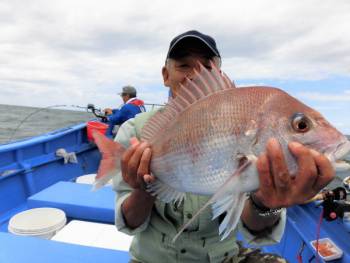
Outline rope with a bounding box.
[315,208,324,263]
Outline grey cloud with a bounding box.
[4,4,164,57]
[0,12,14,23]
[0,87,19,96]
[215,23,349,63]
[216,27,307,59]
[0,78,59,87]
[54,30,157,55]
[288,39,350,64]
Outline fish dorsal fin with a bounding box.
[141,61,234,141]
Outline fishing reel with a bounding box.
[87,104,107,122]
[319,187,350,221]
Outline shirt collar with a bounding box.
[125,97,136,104]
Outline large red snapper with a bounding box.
[93,62,350,241]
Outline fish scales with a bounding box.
[148,88,279,194]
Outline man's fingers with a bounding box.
[121,144,138,179]
[256,153,272,189]
[130,137,140,146]
[255,153,273,206]
[128,142,151,174]
[289,142,318,193]
[266,138,289,189]
[311,152,335,191]
[120,141,150,189]
[144,174,156,184]
[137,147,152,181]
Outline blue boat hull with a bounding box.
[0,123,100,230]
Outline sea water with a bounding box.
[0,104,94,145]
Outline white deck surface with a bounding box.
[75,174,112,185]
[52,220,132,251]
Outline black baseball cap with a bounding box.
[166,30,221,60]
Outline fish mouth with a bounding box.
[333,140,350,160]
[325,139,350,171]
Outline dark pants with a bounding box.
[129,242,288,263]
[225,242,288,263]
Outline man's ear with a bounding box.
[162,66,169,86]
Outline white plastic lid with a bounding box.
[75,174,112,185]
[75,174,97,184]
[8,208,66,235]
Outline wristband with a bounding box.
[249,193,282,217]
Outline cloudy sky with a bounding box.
[1,0,350,133]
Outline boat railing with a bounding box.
[144,103,165,110]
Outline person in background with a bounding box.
[104,85,145,137]
[113,30,334,262]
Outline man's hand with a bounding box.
[254,138,334,209]
[120,139,156,229]
[121,139,155,189]
[104,108,113,115]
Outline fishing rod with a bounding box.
[8,102,165,143]
[8,104,100,143]
[86,104,107,121]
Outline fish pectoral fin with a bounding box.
[214,192,247,240]
[172,160,253,243]
[147,180,185,204]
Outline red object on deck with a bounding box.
[86,121,108,142]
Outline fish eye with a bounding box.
[291,113,311,132]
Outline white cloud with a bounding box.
[0,0,350,110]
[297,91,350,102]
[236,83,266,87]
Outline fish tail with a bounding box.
[92,131,126,190]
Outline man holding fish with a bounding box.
[93,30,349,262]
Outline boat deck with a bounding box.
[0,232,129,263]
[0,181,130,262]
